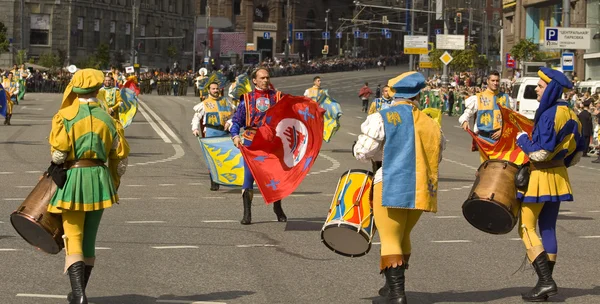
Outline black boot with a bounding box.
[273,200,287,222]
[7,114,11,125]
[521,252,557,302]
[241,190,252,225]
[548,261,555,275]
[67,261,88,304]
[375,265,407,304]
[68,265,93,302]
[378,281,389,297]
[209,177,219,191]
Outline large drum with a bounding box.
[462,160,521,235]
[321,169,375,257]
[10,172,64,254]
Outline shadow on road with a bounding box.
[89,290,255,304]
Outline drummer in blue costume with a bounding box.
[191,81,236,191]
[354,71,446,304]
[514,67,585,302]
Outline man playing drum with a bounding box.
[514,67,585,302]
[230,67,287,225]
[458,70,513,162]
[353,72,446,304]
[47,69,129,304]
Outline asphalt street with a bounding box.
[1,66,600,304]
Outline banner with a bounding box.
[468,106,534,165]
[240,95,325,203]
[317,91,343,143]
[230,73,252,100]
[119,87,138,128]
[0,84,7,117]
[198,136,246,187]
[422,108,442,126]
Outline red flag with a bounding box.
[468,105,534,165]
[240,95,325,204]
[123,78,140,96]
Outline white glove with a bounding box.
[516,131,528,141]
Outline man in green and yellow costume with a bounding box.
[97,74,124,120]
[47,69,129,304]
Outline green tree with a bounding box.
[0,22,9,56]
[167,45,177,61]
[77,55,100,69]
[15,50,27,65]
[95,43,110,69]
[510,38,542,63]
[428,48,445,70]
[37,52,61,69]
[450,44,480,71]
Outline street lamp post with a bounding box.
[325,9,330,58]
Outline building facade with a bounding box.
[502,0,588,78]
[584,0,600,79]
[0,0,196,70]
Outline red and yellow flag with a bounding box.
[468,106,534,165]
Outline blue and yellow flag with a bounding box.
[231,73,252,99]
[421,108,442,126]
[119,87,138,128]
[198,136,246,187]
[0,84,7,117]
[317,91,343,143]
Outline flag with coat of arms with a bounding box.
[240,95,325,204]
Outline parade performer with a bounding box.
[97,75,124,120]
[303,76,326,102]
[191,81,236,191]
[47,68,129,304]
[368,85,393,115]
[458,71,512,161]
[514,67,585,302]
[2,72,19,125]
[17,64,29,101]
[353,72,445,304]
[196,68,209,100]
[230,67,286,225]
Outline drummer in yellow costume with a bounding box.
[353,72,445,304]
[303,76,326,102]
[514,67,585,302]
[97,75,124,120]
[47,69,129,304]
[458,71,513,162]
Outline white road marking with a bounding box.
[125,184,146,187]
[309,153,340,175]
[431,240,472,243]
[156,300,226,304]
[138,102,172,143]
[559,211,576,215]
[95,247,111,250]
[188,182,203,185]
[202,220,237,223]
[372,242,381,245]
[509,238,522,241]
[0,172,14,174]
[579,236,600,239]
[443,158,478,170]
[435,216,460,219]
[16,294,67,299]
[159,184,176,186]
[355,116,364,119]
[25,171,43,174]
[139,100,182,144]
[0,221,4,223]
[20,106,44,111]
[0,248,20,251]
[3,198,25,201]
[151,246,199,249]
[347,132,357,136]
[236,244,278,248]
[15,185,34,189]
[586,210,600,213]
[126,221,166,224]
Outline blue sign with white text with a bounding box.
[295,32,303,41]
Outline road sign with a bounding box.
[263,32,271,39]
[363,33,369,39]
[204,57,209,64]
[322,31,330,39]
[336,32,342,39]
[354,30,361,38]
[382,28,390,35]
[545,27,592,49]
[562,52,575,71]
[436,34,465,50]
[435,29,442,35]
[506,53,515,69]
[295,32,303,41]
[440,51,453,65]
[419,54,432,68]
[385,32,392,39]
[404,35,429,54]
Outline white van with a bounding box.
[576,80,600,95]
[511,77,539,120]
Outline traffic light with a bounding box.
[456,13,462,23]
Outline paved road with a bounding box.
[1,66,600,304]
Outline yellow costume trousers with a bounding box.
[519,202,560,262]
[373,182,423,270]
[62,210,104,271]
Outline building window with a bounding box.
[254,5,269,22]
[77,17,84,47]
[234,0,241,16]
[493,0,500,8]
[168,0,174,12]
[155,26,161,53]
[139,25,146,53]
[200,0,207,15]
[94,19,101,46]
[493,12,500,23]
[30,14,50,45]
[182,29,188,50]
[110,21,116,50]
[125,23,132,50]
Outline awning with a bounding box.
[195,17,233,29]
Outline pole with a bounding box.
[284,0,291,61]
[407,0,413,71]
[325,9,330,58]
[468,7,473,45]
[562,0,572,79]
[130,0,138,67]
[426,0,431,78]
[192,16,197,72]
[67,0,72,65]
[20,0,24,57]
[205,4,210,68]
[441,0,449,88]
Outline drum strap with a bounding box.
[64,159,105,170]
[529,159,564,171]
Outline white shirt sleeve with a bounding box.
[458,95,478,126]
[353,113,385,162]
[508,96,515,110]
[303,89,310,97]
[191,102,204,131]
